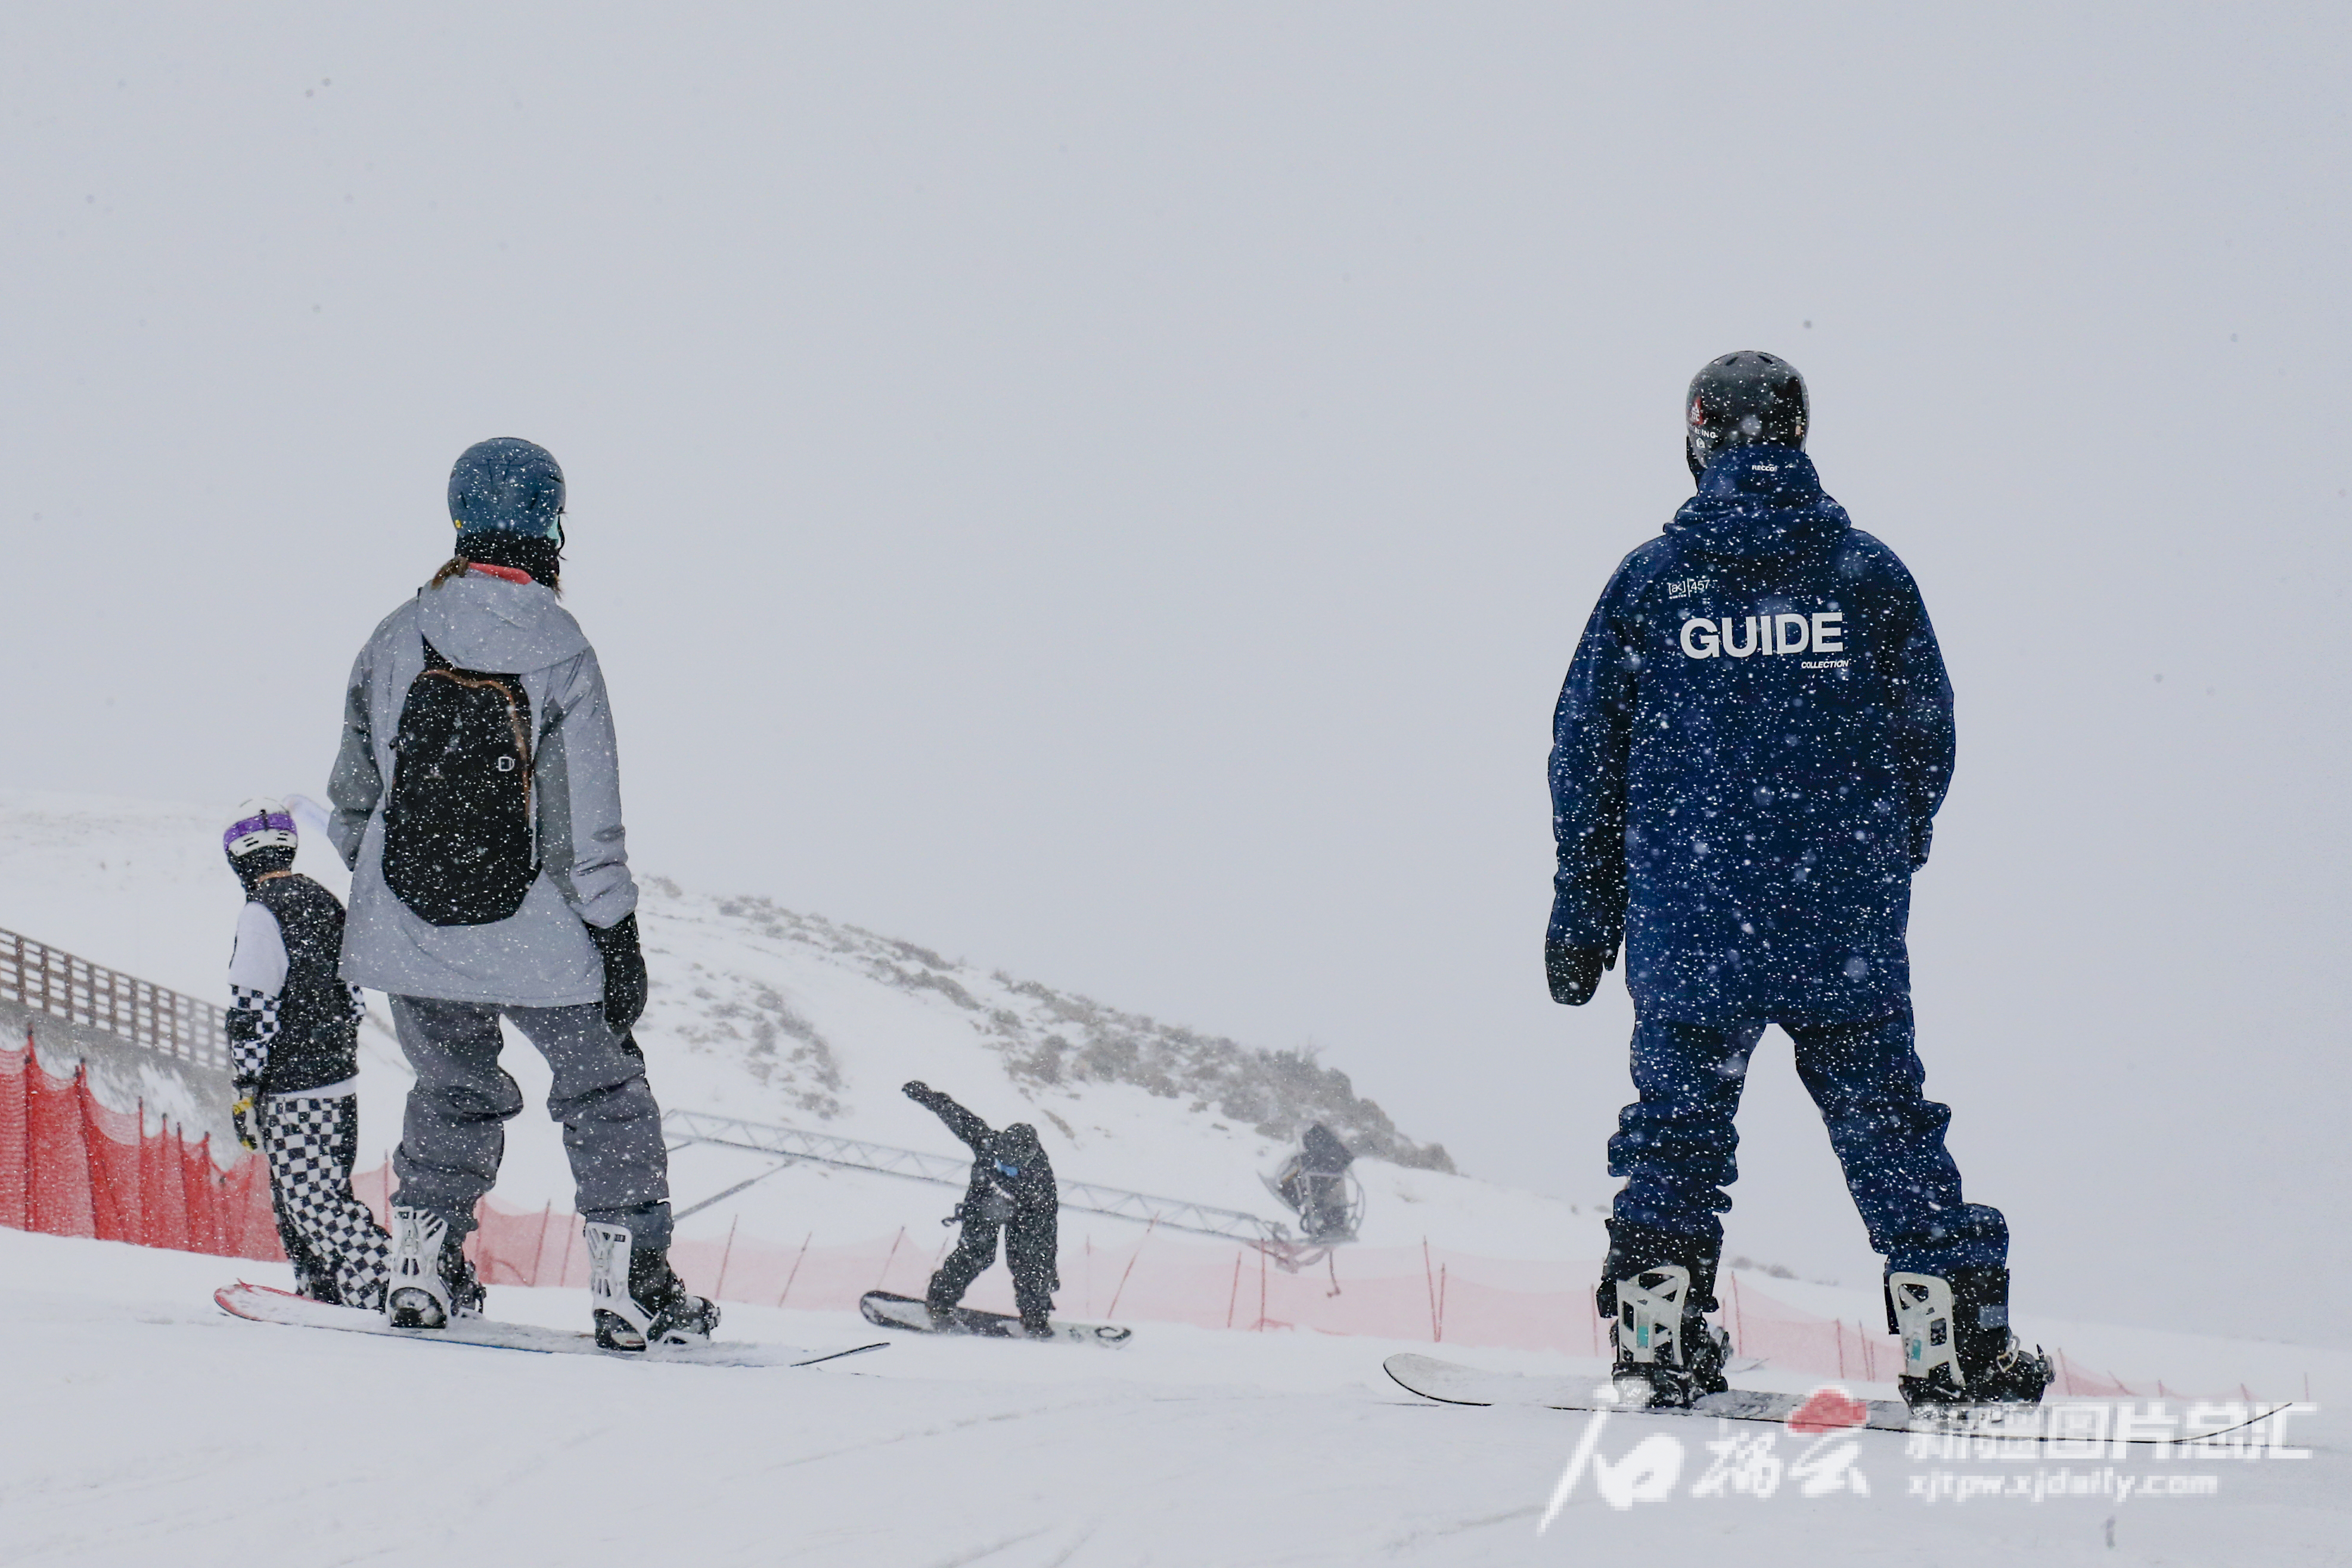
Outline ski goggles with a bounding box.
[992,1160,1022,1180]
[224,809,296,858]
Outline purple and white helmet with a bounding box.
[222,797,297,860]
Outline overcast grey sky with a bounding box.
[2,5,2345,1339]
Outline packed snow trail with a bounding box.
[4,1230,2348,1567]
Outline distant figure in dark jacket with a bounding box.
[1271,1123,1358,1241]
[1547,352,2049,1411]
[902,1082,1059,1336]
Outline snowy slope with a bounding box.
[0,788,1603,1259]
[2,1226,2346,1568]
[627,877,1621,1258]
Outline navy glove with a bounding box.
[1545,940,1614,1006]
[586,913,648,1035]
[902,1080,938,1105]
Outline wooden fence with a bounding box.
[0,927,228,1074]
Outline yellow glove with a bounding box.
[231,1095,262,1153]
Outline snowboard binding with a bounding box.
[1605,1262,1730,1409]
[384,1207,485,1330]
[585,1222,721,1352]
[1887,1267,2053,1408]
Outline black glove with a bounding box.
[1545,940,1614,1006]
[903,1080,937,1104]
[586,913,648,1036]
[231,1088,262,1153]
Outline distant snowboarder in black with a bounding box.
[902,1082,1059,1337]
[1273,1122,1358,1242]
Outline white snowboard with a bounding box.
[216,1283,888,1368]
[1383,1353,2292,1448]
[1386,1352,1913,1429]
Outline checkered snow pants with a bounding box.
[261,1092,392,1311]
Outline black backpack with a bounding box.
[381,637,540,926]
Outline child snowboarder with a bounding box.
[223,797,391,1309]
[325,437,716,1352]
[1546,352,2051,1409]
[902,1082,1060,1337]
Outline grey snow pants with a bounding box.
[387,996,674,1252]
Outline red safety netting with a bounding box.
[341,1162,2173,1398]
[0,1031,281,1260]
[0,1035,2179,1402]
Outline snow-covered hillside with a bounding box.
[640,879,1443,1193]
[0,788,1600,1260]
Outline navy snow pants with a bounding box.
[1606,1001,2006,1275]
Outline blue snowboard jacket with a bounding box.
[1548,445,1954,1024]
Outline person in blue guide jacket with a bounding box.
[1546,351,2051,1410]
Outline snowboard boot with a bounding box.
[585,1222,721,1351]
[1888,1266,2053,1407]
[1602,1261,1732,1407]
[924,1274,970,1333]
[384,1207,485,1329]
[1599,1224,1730,1408]
[291,1261,344,1306]
[1019,1309,1054,1341]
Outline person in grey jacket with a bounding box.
[327,436,717,1352]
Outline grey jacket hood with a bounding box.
[416,573,590,673]
[326,568,637,1007]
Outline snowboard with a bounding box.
[859,1290,1132,1347]
[216,1283,888,1368]
[1382,1354,2293,1448]
[1386,1352,1909,1430]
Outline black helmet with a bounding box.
[989,1123,1042,1180]
[1685,352,1808,480]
